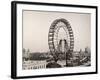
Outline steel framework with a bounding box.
[48,18,74,63]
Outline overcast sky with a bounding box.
[23,10,91,52]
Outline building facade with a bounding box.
[22,60,46,70]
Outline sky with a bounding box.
[23,10,91,52]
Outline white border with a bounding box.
[17,3,96,77]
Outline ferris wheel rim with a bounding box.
[48,18,74,55]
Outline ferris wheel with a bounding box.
[48,18,74,61]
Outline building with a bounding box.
[23,49,30,61]
[22,60,46,70]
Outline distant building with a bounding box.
[23,49,30,61]
[22,60,46,70]
[85,47,91,56]
[71,48,91,66]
